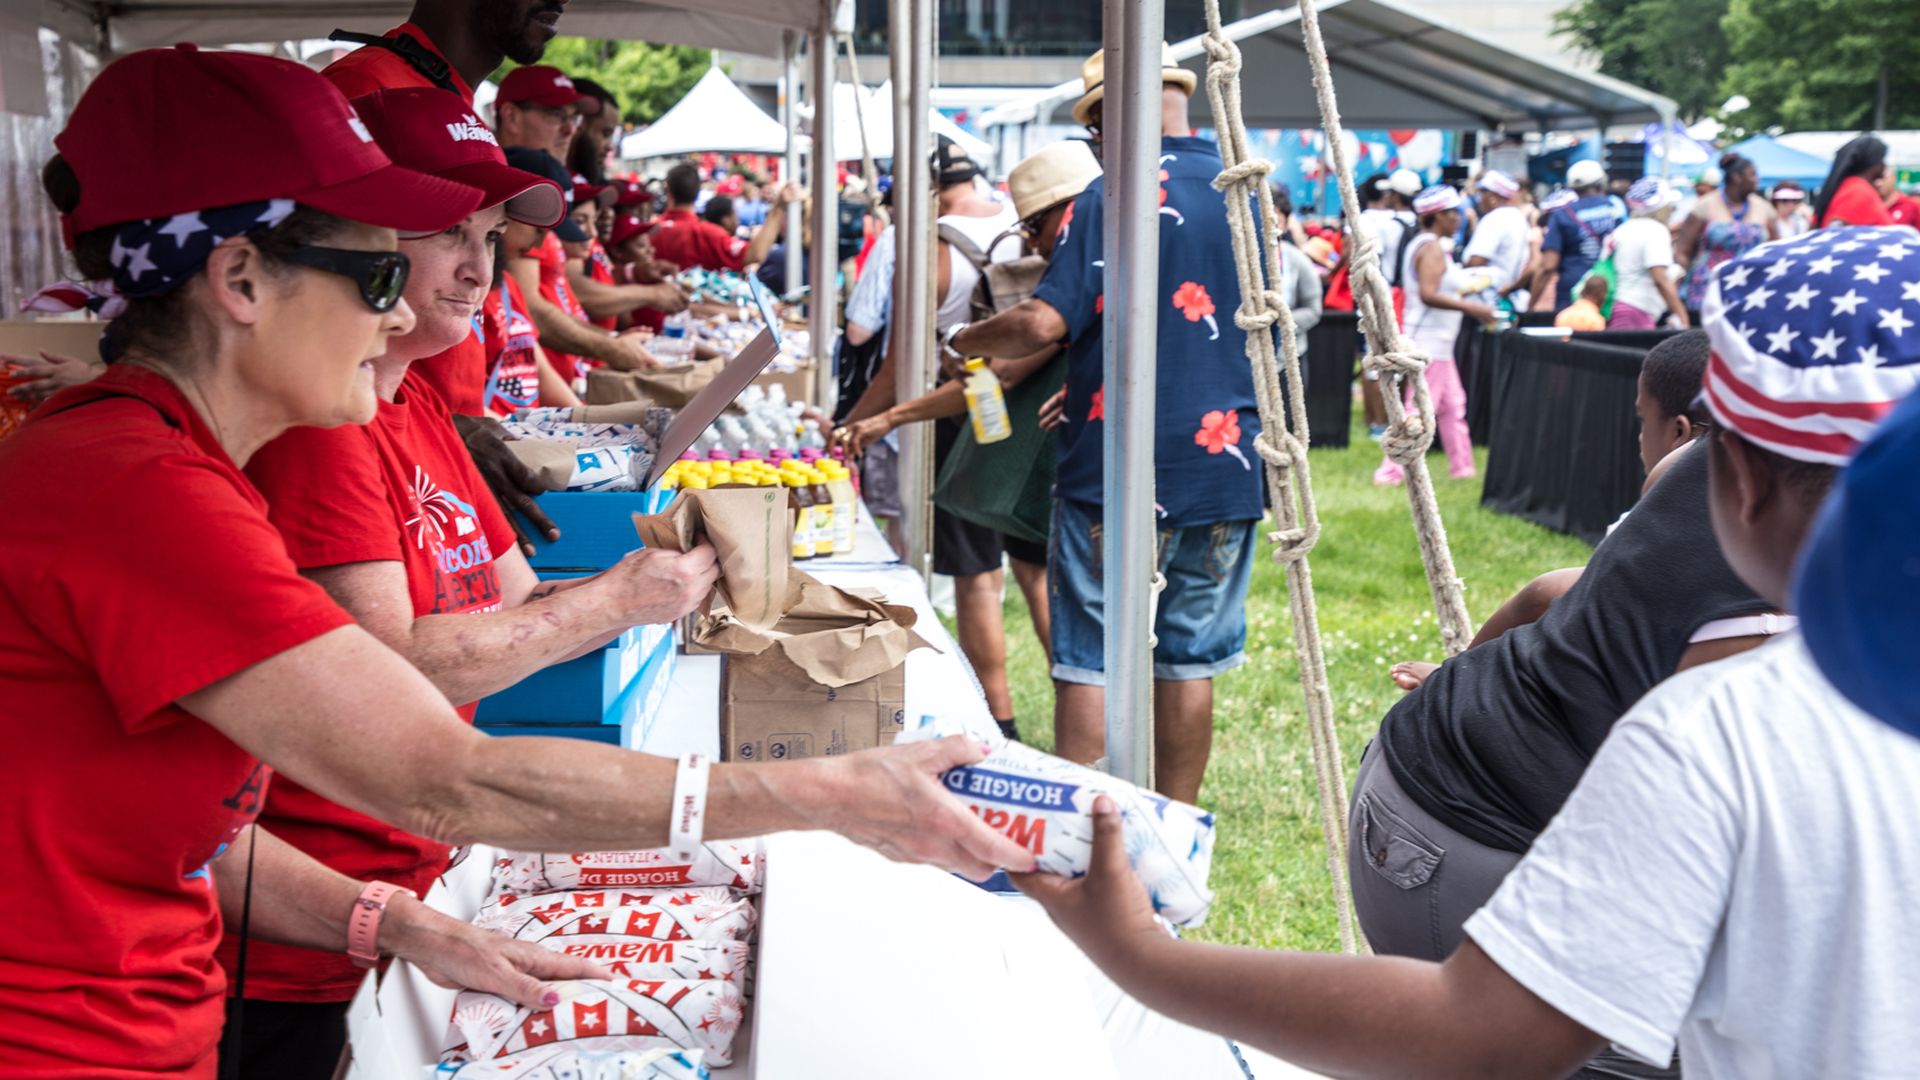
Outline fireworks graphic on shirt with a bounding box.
[407,466,480,549]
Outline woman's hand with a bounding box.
[381,893,610,1009]
[1009,795,1167,974]
[840,412,896,456]
[804,736,1039,881]
[592,543,720,628]
[1461,301,1499,325]
[3,350,103,401]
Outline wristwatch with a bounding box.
[346,881,416,969]
[942,321,971,360]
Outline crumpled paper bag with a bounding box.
[586,361,717,408]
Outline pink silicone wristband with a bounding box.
[346,881,414,970]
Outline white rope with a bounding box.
[1197,0,1477,953]
[1198,9,1358,954]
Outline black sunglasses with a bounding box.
[281,246,411,312]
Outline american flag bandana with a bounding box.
[1701,225,1920,465]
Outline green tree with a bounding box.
[1553,0,1731,122]
[494,38,713,124]
[1721,0,1920,131]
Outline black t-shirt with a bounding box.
[1377,443,1773,852]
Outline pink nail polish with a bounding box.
[541,990,560,1007]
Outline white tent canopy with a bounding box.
[981,0,1675,135]
[34,0,828,58]
[618,66,788,159]
[807,81,994,168]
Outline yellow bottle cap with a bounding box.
[965,357,986,372]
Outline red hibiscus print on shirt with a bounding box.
[1058,199,1076,244]
[1089,386,1106,422]
[1195,409,1250,470]
[1095,294,1104,314]
[1158,155,1185,225]
[1173,281,1221,340]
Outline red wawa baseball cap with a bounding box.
[350,88,567,228]
[496,65,591,110]
[609,213,655,248]
[54,44,481,241]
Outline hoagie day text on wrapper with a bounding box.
[903,714,1218,926]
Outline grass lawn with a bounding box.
[971,401,1592,952]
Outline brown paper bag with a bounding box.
[632,487,792,630]
[586,360,718,407]
[531,402,660,425]
[504,438,581,491]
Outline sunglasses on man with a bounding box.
[281,247,411,313]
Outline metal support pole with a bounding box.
[890,0,937,580]
[808,29,838,402]
[781,31,804,302]
[1101,0,1163,788]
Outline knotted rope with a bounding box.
[1198,0,1476,953]
[1199,15,1357,954]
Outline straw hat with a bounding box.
[1071,42,1198,127]
[1008,140,1103,221]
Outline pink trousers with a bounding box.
[1374,358,1474,484]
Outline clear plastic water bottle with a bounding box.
[659,310,692,362]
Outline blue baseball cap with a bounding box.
[1793,389,1920,739]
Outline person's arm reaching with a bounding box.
[1415,243,1495,322]
[947,297,1070,364]
[181,623,1037,877]
[1650,265,1689,328]
[510,255,658,372]
[213,826,606,1008]
[3,350,104,401]
[301,543,717,706]
[738,184,800,269]
[1013,798,1605,1079]
[568,265,690,320]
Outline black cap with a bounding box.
[932,135,982,188]
[504,146,588,242]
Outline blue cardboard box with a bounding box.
[526,487,676,572]
[475,624,662,725]
[478,626,678,745]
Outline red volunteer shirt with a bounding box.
[1889,193,1920,230]
[586,238,619,330]
[0,366,353,1078]
[484,273,543,417]
[226,369,513,1001]
[411,321,489,417]
[536,231,589,385]
[320,21,475,103]
[647,207,751,273]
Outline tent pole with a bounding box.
[810,25,839,403]
[889,0,935,581]
[782,31,804,307]
[1101,0,1162,787]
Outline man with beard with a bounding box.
[324,0,571,103]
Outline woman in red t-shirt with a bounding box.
[0,49,1029,1080]
[1813,134,1897,229]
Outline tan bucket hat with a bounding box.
[1008,140,1103,221]
[1071,42,1198,127]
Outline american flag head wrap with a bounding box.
[1700,225,1920,465]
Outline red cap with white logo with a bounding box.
[496,65,587,109]
[54,44,480,239]
[609,213,656,248]
[350,88,566,228]
[571,173,616,210]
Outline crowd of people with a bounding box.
[3,2,1920,1076]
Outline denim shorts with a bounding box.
[1048,497,1256,685]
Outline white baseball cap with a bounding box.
[1386,169,1423,197]
[1566,160,1607,188]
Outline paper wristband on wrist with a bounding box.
[670,752,713,861]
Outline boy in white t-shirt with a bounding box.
[1010,229,1920,1078]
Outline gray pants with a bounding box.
[1347,742,1681,1080]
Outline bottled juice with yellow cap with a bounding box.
[823,463,857,553]
[805,468,835,556]
[783,473,815,561]
[962,358,1012,444]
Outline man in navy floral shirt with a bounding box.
[947,44,1264,802]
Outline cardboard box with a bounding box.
[750,361,815,405]
[721,645,906,762]
[526,488,676,572]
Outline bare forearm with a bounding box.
[742,205,787,268]
[1469,567,1583,648]
[1113,937,1594,1080]
[950,299,1067,361]
[399,584,630,704]
[888,380,969,426]
[526,294,623,364]
[571,272,675,320]
[212,826,373,952]
[842,339,899,423]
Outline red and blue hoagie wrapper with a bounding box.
[540,936,750,985]
[476,888,755,944]
[490,842,764,898]
[432,1045,711,1079]
[442,979,743,1068]
[901,714,1218,926]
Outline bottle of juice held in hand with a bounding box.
[962,358,1012,444]
[784,472,814,561]
[823,463,857,554]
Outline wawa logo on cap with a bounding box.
[346,108,373,144]
[446,113,498,146]
[554,75,574,89]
